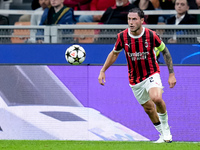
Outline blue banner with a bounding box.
[0,44,199,64]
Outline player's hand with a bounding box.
[98,71,106,86]
[168,73,176,88]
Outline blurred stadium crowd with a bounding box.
[0,0,199,44]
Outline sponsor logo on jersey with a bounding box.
[127,52,149,61]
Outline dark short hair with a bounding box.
[175,0,189,5]
[129,7,144,19]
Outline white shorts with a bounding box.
[129,73,163,105]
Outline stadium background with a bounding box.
[0,43,199,141]
[0,0,199,145]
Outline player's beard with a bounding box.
[130,25,141,34]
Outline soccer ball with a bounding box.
[65,45,86,65]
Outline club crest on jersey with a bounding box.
[145,40,148,48]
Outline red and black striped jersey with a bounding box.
[113,27,163,85]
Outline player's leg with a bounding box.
[141,99,163,143]
[141,99,159,123]
[130,78,164,142]
[149,87,172,143]
[129,75,171,143]
[148,87,166,113]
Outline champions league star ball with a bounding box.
[65,45,86,65]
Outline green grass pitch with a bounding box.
[0,140,199,150]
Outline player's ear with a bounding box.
[141,18,144,24]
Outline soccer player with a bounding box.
[98,7,176,143]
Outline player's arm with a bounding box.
[161,46,176,88]
[162,46,174,73]
[98,50,120,85]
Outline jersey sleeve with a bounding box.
[113,34,123,53]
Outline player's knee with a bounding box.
[151,96,162,104]
[144,107,155,115]
[153,97,164,107]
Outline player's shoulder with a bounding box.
[145,27,161,38]
[145,27,156,34]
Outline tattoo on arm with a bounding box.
[162,47,174,74]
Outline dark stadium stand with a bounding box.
[9,0,32,25]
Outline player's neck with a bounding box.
[130,26,143,36]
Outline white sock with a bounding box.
[154,123,163,135]
[158,111,168,124]
[158,111,169,129]
[158,111,172,138]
